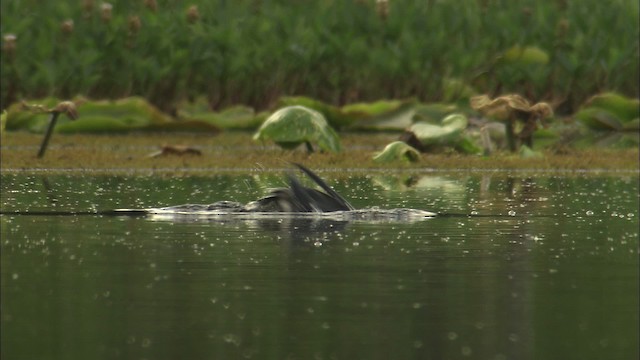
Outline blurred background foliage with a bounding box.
[1,0,638,115]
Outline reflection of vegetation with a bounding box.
[1,1,637,112]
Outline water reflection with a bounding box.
[1,172,638,360]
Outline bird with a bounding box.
[245,163,354,212]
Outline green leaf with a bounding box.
[574,108,623,131]
[453,136,483,155]
[409,113,468,146]
[502,45,549,65]
[4,97,221,133]
[442,78,478,103]
[349,101,416,131]
[412,103,460,124]
[178,98,262,130]
[253,106,342,153]
[519,145,544,159]
[373,141,421,163]
[0,110,7,136]
[583,92,640,123]
[277,96,351,129]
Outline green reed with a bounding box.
[1,0,638,113]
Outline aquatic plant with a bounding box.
[18,100,79,158]
[5,97,220,133]
[574,92,640,131]
[373,141,421,163]
[0,110,7,136]
[470,94,553,152]
[253,105,341,153]
[399,113,481,154]
[177,97,264,130]
[0,0,637,112]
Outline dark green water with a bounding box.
[1,171,638,360]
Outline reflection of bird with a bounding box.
[246,163,354,212]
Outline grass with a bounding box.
[1,132,638,174]
[2,0,638,114]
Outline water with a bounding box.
[1,171,638,360]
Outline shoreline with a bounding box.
[2,132,638,175]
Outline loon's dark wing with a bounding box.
[247,164,354,212]
[292,163,354,211]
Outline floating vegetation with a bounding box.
[400,113,481,155]
[5,97,220,133]
[177,97,264,130]
[373,141,421,163]
[574,92,640,131]
[253,106,342,153]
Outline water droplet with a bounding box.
[223,334,241,346]
[461,346,472,356]
[448,332,458,340]
[585,210,594,216]
[508,210,516,216]
[11,273,18,280]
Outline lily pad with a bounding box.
[373,141,421,163]
[574,108,623,131]
[350,101,416,131]
[277,96,351,129]
[5,98,61,132]
[412,103,460,124]
[409,113,468,146]
[253,105,342,153]
[576,92,640,131]
[178,97,263,130]
[5,97,220,133]
[583,92,639,122]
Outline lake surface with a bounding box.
[1,170,638,360]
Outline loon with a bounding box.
[112,164,436,221]
[245,163,354,212]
